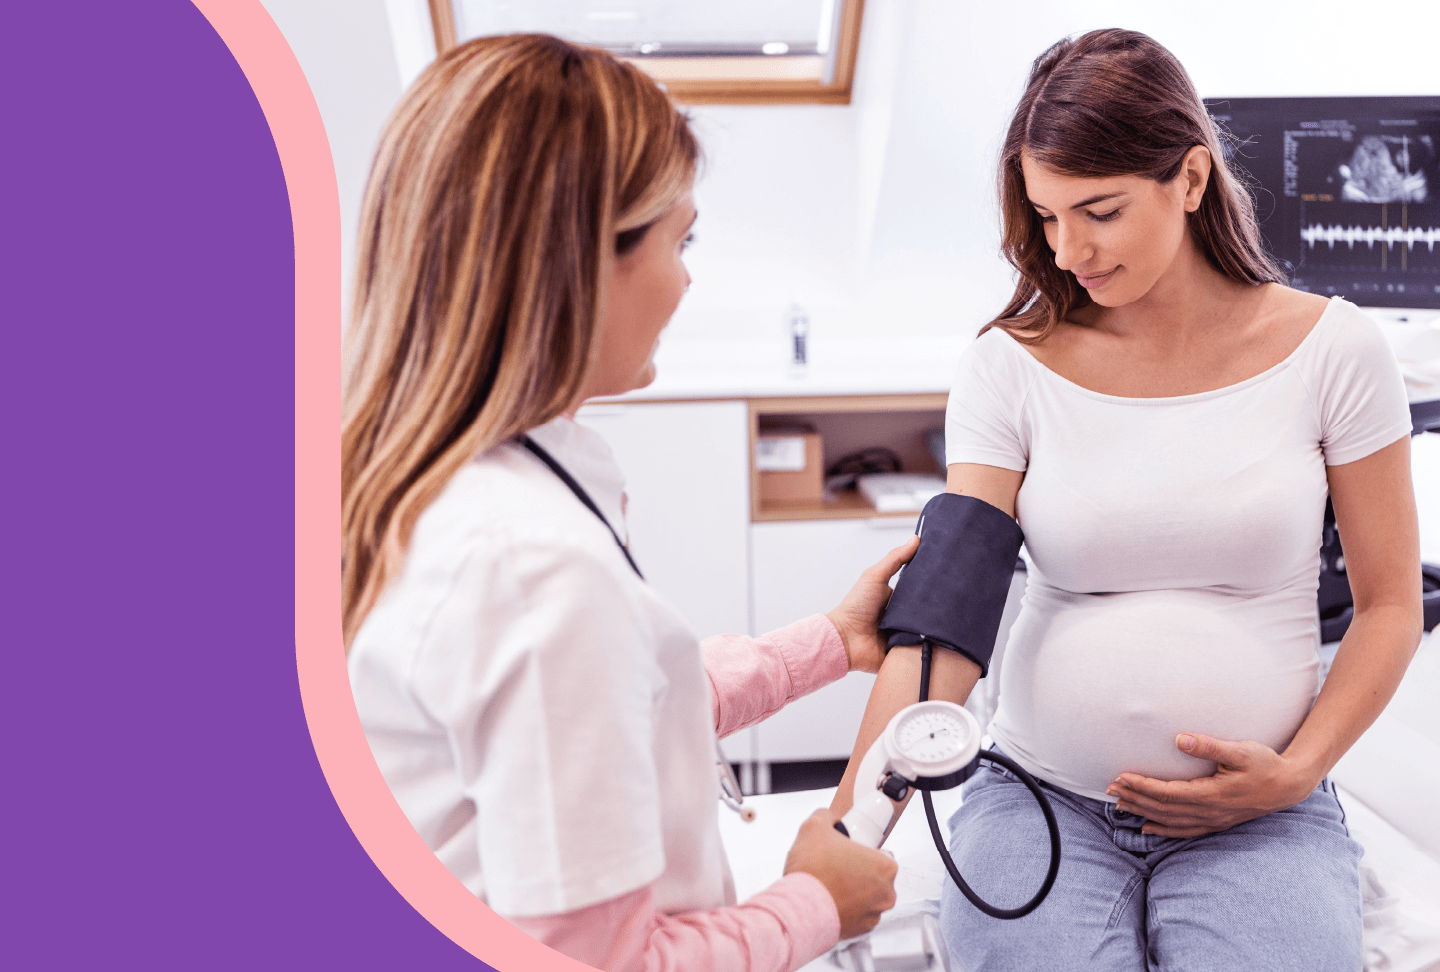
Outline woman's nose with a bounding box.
[1050,223,1089,272]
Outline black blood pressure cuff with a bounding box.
[879,493,1024,677]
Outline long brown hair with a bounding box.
[984,28,1285,343]
[341,34,698,647]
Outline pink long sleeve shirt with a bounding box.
[510,613,851,971]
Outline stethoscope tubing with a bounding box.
[521,435,644,580]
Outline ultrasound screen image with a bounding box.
[1337,135,1430,203]
[1209,97,1440,308]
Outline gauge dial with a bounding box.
[884,701,980,780]
[895,710,968,762]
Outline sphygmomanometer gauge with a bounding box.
[887,701,981,782]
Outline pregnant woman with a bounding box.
[833,29,1422,971]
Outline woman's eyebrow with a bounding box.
[1029,191,1127,212]
[1071,191,1123,208]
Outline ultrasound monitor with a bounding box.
[1207,96,1440,310]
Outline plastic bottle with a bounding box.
[787,303,809,375]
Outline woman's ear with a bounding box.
[1180,145,1211,213]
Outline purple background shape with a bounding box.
[2,3,490,968]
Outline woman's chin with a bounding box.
[629,360,657,391]
[583,361,657,403]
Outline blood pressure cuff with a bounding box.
[879,493,1024,677]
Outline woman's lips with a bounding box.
[1075,267,1118,289]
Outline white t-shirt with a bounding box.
[348,416,733,917]
[946,297,1412,801]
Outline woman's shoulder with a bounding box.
[364,454,645,657]
[1280,292,1410,450]
[951,327,1045,411]
[958,323,1044,380]
[1262,284,1332,331]
[1285,291,1392,369]
[419,447,624,565]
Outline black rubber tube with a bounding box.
[918,641,1062,919]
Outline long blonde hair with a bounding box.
[341,34,699,647]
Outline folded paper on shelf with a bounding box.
[857,473,947,513]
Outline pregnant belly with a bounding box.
[992,588,1319,800]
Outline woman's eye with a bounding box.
[1089,208,1121,222]
[681,232,696,250]
[1036,213,1056,224]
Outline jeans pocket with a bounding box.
[1276,778,1349,833]
[977,745,1021,782]
[1325,777,1350,833]
[976,747,1067,796]
[959,752,1021,801]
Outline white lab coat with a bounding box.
[348,416,735,917]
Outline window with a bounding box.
[427,0,866,105]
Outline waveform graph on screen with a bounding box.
[1295,201,1440,302]
[1300,222,1440,256]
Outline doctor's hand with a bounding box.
[826,536,921,674]
[1107,733,1319,838]
[784,809,898,940]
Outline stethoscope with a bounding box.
[521,435,755,823]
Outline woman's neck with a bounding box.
[1078,236,1257,348]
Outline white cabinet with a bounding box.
[576,400,754,764]
[577,400,751,640]
[749,517,921,763]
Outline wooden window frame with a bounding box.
[427,0,865,105]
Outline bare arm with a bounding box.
[1285,435,1423,780]
[1112,435,1424,835]
[830,463,1024,818]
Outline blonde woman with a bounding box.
[342,35,902,971]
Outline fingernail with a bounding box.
[1105,787,1117,797]
[1178,734,1196,751]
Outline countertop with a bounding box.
[604,311,1440,404]
[607,334,972,401]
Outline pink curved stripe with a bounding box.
[187,2,588,968]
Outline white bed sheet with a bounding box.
[719,780,1440,972]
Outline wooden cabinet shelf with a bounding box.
[753,490,913,522]
[748,393,947,523]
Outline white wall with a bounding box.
[261,0,1439,339]
[672,0,1440,343]
[258,0,403,319]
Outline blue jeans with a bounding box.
[938,751,1364,971]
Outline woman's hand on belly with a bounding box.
[1106,732,1317,837]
